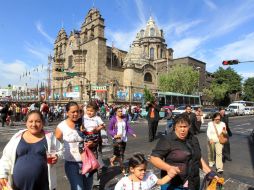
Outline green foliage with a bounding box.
[203,83,229,106]
[243,77,254,101]
[158,65,199,94]
[213,67,242,94]
[143,86,155,102]
[203,67,242,105]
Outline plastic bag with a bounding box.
[81,146,100,175]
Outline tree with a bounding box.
[203,67,242,105]
[158,65,199,94]
[203,83,229,106]
[243,77,254,101]
[212,67,242,94]
[143,86,155,103]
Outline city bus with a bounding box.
[156,92,201,109]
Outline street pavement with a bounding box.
[0,115,254,189]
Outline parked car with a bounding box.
[140,108,148,118]
[225,108,235,117]
[250,107,254,115]
[172,106,186,116]
[244,107,251,115]
[140,107,166,119]
[202,108,218,119]
[228,103,245,116]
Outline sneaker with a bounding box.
[209,162,215,167]
[217,169,224,174]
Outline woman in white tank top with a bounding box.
[55,101,95,190]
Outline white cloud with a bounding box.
[161,19,204,37]
[134,0,147,25]
[24,42,51,62]
[106,28,138,51]
[203,0,217,10]
[239,72,254,80]
[172,37,206,58]
[215,32,254,61]
[0,60,26,86]
[209,1,254,38]
[35,21,54,44]
[0,59,48,87]
[204,32,254,70]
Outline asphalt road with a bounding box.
[0,115,254,189]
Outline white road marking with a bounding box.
[235,123,251,127]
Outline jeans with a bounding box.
[165,120,173,134]
[167,119,173,128]
[65,161,94,190]
[161,184,189,190]
[132,113,138,121]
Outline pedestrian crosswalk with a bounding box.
[0,124,113,154]
[200,122,253,136]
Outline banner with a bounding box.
[66,92,80,98]
[133,92,143,101]
[91,85,107,92]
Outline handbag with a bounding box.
[213,123,228,144]
[81,145,100,175]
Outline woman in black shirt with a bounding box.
[150,114,215,190]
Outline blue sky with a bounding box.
[0,0,254,88]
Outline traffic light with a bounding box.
[87,90,91,96]
[55,67,64,72]
[222,60,239,65]
[92,91,96,97]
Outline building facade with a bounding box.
[52,8,207,104]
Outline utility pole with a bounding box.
[47,55,52,102]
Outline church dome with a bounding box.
[142,16,163,38]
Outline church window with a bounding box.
[144,72,152,82]
[140,30,144,37]
[59,44,62,54]
[55,46,58,55]
[150,48,154,60]
[67,83,72,92]
[90,25,94,39]
[68,55,73,69]
[150,28,155,36]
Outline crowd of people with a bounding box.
[0,100,232,190]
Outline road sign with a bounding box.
[74,86,79,92]
[91,85,107,92]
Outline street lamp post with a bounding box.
[196,67,201,95]
[80,81,83,102]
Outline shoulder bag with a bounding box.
[213,123,228,144]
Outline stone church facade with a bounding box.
[52,8,207,104]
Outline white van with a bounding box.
[244,107,252,115]
[228,103,245,116]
